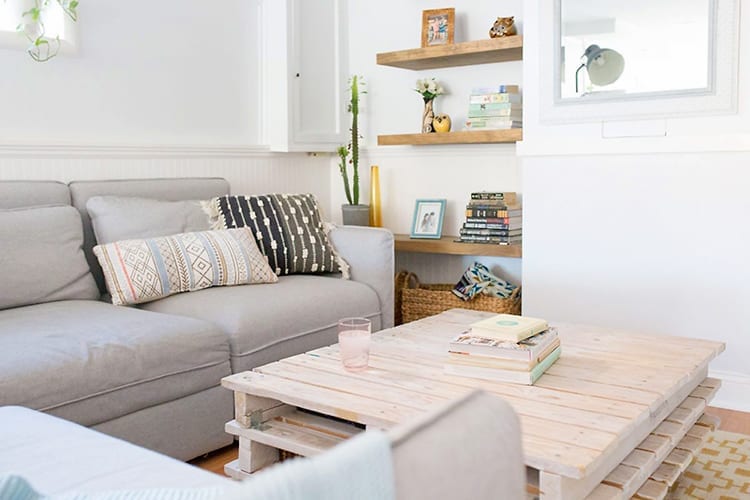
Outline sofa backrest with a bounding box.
[0,180,70,209]
[68,178,230,293]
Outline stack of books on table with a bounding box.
[458,191,522,245]
[444,314,561,385]
[464,85,522,131]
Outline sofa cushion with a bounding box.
[206,194,341,276]
[86,196,211,244]
[141,275,381,372]
[93,228,278,306]
[0,205,99,310]
[69,178,230,294]
[0,180,70,209]
[0,406,228,496]
[0,300,231,426]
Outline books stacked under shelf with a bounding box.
[464,85,522,131]
[458,191,521,245]
[444,314,560,385]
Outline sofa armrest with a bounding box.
[389,390,525,500]
[329,226,394,329]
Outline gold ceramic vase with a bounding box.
[369,165,382,227]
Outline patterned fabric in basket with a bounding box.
[452,262,517,301]
[396,271,521,325]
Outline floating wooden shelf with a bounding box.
[376,36,523,70]
[394,234,522,258]
[378,128,522,146]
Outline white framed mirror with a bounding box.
[539,0,739,123]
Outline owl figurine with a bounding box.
[489,17,517,38]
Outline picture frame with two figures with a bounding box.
[421,8,455,47]
[410,199,446,239]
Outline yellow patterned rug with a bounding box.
[670,430,750,499]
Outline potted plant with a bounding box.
[338,76,369,226]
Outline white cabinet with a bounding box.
[262,0,348,152]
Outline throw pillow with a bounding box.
[205,194,341,276]
[86,196,211,245]
[93,228,278,306]
[0,205,99,310]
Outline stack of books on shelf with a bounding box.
[458,191,521,245]
[444,314,560,385]
[464,85,522,131]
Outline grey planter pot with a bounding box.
[342,204,370,226]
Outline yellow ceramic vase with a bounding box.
[369,165,382,227]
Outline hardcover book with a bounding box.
[469,314,548,342]
[471,85,520,94]
[465,208,523,218]
[448,328,559,361]
[459,228,522,237]
[469,93,522,104]
[444,346,561,385]
[470,192,518,204]
[447,338,561,371]
[465,217,522,224]
[463,223,522,230]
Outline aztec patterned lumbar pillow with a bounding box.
[204,194,342,276]
[93,227,278,306]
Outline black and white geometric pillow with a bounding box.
[206,194,341,276]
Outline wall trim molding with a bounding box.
[361,144,518,159]
[708,369,750,412]
[0,142,302,159]
[517,134,750,157]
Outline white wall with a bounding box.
[0,0,332,210]
[0,0,261,145]
[520,0,750,410]
[339,0,525,286]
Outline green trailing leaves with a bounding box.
[16,0,80,62]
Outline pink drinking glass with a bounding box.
[338,318,371,371]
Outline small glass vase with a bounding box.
[422,98,435,133]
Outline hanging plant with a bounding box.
[15,0,79,62]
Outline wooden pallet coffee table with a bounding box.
[221,309,725,499]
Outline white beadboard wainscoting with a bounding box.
[0,150,335,218]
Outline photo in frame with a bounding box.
[421,8,455,47]
[410,199,447,239]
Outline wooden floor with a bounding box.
[189,406,750,477]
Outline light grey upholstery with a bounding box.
[329,225,395,328]
[0,300,231,427]
[0,206,99,310]
[0,390,525,498]
[389,390,526,500]
[69,178,230,292]
[0,180,70,209]
[86,196,211,244]
[92,386,233,461]
[141,274,382,373]
[0,406,229,495]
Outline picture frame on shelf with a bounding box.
[410,199,447,239]
[421,8,455,48]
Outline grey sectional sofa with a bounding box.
[0,178,394,461]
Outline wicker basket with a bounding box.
[395,271,521,325]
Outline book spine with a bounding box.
[465,209,511,218]
[468,108,522,118]
[468,102,521,112]
[471,85,520,94]
[460,228,521,236]
[529,346,562,384]
[459,235,522,243]
[470,192,516,201]
[464,121,519,130]
[466,200,516,207]
[465,217,517,224]
[468,93,522,104]
[462,223,521,230]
